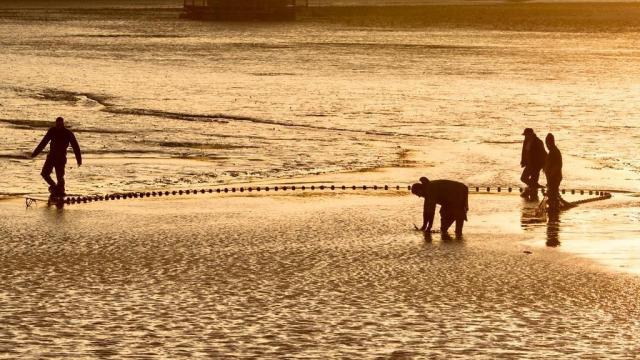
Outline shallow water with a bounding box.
[1,192,639,358]
[0,4,639,196]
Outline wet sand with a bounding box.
[1,191,639,358]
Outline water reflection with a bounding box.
[520,199,546,227]
[520,198,561,247]
[423,230,464,243]
[36,201,66,224]
[546,212,561,247]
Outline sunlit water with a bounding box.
[1,3,640,357]
[0,4,639,196]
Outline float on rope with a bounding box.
[28,184,613,208]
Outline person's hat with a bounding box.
[522,128,534,136]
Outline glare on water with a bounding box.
[0,4,639,195]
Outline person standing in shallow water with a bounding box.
[544,133,564,213]
[31,117,82,197]
[520,128,547,199]
[412,177,469,236]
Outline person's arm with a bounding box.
[422,198,436,231]
[547,151,561,178]
[31,129,53,158]
[521,140,527,167]
[543,157,549,175]
[543,150,551,175]
[69,132,82,166]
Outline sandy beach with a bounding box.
[1,183,639,358]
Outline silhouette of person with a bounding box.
[412,177,469,236]
[546,211,561,247]
[544,133,565,213]
[520,128,547,200]
[31,117,82,197]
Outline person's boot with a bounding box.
[48,185,57,196]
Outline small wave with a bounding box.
[105,107,407,138]
[0,192,30,198]
[0,118,129,134]
[0,119,51,129]
[36,89,112,108]
[301,41,491,51]
[251,72,298,77]
[18,87,439,140]
[66,34,188,39]
[191,41,490,56]
[304,113,330,117]
[76,95,107,109]
[482,140,521,144]
[156,141,257,150]
[73,128,131,134]
[0,153,30,160]
[82,149,158,155]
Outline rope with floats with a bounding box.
[25,184,613,208]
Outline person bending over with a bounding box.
[31,117,82,196]
[412,177,469,236]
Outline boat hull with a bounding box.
[182,0,298,21]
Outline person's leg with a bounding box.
[520,167,535,197]
[454,217,464,236]
[520,167,532,187]
[440,213,455,233]
[531,168,541,188]
[554,177,571,208]
[54,160,66,196]
[547,178,560,213]
[41,157,56,188]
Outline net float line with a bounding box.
[468,186,613,197]
[565,191,612,206]
[59,184,409,205]
[49,184,613,207]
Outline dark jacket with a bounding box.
[544,145,562,181]
[32,127,82,165]
[521,136,547,169]
[423,180,469,229]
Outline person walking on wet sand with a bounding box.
[412,177,469,236]
[544,133,569,213]
[520,128,547,199]
[31,117,82,197]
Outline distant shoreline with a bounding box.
[2,2,640,31]
[2,1,640,9]
[300,2,640,31]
